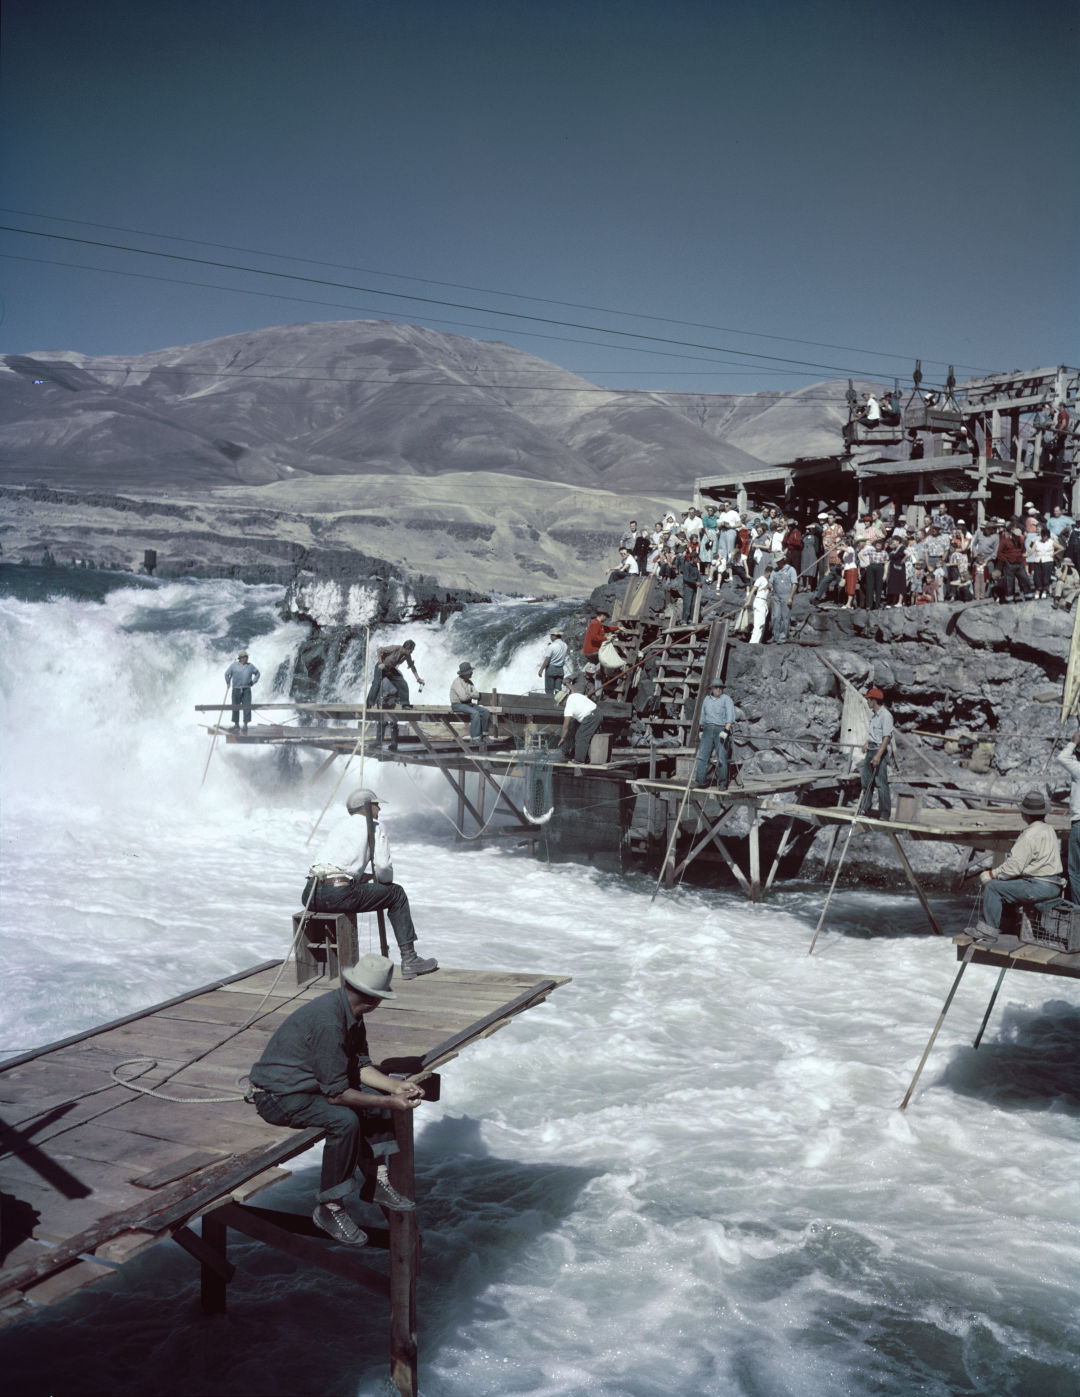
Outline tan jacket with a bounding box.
[993,821,1062,880]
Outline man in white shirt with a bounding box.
[749,567,772,643]
[538,629,569,695]
[303,789,438,978]
[449,662,490,743]
[684,508,703,540]
[556,679,602,764]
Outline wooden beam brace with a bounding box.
[764,815,797,893]
[436,718,534,829]
[208,1201,390,1298]
[887,832,945,936]
[675,798,754,894]
[172,1222,236,1283]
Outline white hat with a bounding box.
[342,954,397,999]
[346,788,383,812]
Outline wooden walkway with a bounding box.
[0,959,569,1394]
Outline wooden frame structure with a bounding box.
[899,931,1080,1110]
[694,363,1078,527]
[0,960,569,1394]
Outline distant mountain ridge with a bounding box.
[0,319,855,493]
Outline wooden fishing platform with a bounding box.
[0,959,569,1395]
[900,929,1080,1109]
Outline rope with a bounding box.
[398,754,521,840]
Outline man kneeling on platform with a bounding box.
[555,678,602,764]
[249,954,422,1246]
[306,788,438,979]
[978,789,1063,930]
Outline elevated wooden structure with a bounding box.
[900,930,1080,1109]
[695,362,1078,526]
[198,589,736,875]
[0,959,568,1394]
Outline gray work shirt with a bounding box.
[249,988,371,1098]
[700,693,735,727]
[224,661,260,688]
[868,707,894,748]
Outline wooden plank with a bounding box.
[230,1167,291,1203]
[132,1149,227,1190]
[94,1229,159,1264]
[0,962,282,1072]
[21,1258,114,1309]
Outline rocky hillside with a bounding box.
[0,320,779,495]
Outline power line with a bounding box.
[0,251,837,382]
[0,224,933,381]
[0,206,990,374]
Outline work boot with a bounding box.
[374,1177,416,1212]
[400,946,438,979]
[312,1202,368,1246]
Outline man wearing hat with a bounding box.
[305,789,438,980]
[556,677,602,764]
[538,629,569,695]
[250,954,423,1245]
[861,689,894,820]
[979,791,1063,928]
[224,648,260,731]
[695,679,736,789]
[449,661,490,743]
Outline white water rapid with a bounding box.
[0,573,1077,1396]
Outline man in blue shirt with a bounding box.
[861,688,894,820]
[224,649,260,730]
[695,680,736,789]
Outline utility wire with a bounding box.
[0,225,943,381]
[0,205,989,375]
[0,251,838,382]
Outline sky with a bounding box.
[0,0,1077,396]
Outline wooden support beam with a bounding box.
[186,1216,232,1314]
[436,718,534,831]
[674,797,753,895]
[388,1109,419,1397]
[748,813,762,902]
[764,815,797,893]
[887,832,945,936]
[208,1201,389,1298]
[900,944,975,1110]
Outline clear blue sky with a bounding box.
[1,0,1076,395]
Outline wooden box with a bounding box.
[292,911,359,985]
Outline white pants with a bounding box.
[750,601,769,644]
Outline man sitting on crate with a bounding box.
[304,789,438,979]
[978,790,1063,930]
[250,953,422,1246]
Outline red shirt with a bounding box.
[584,618,617,656]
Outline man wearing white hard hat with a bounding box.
[304,789,438,979]
[250,954,423,1245]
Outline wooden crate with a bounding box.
[291,912,359,985]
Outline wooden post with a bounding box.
[388,1108,419,1397]
[475,769,485,832]
[764,815,796,893]
[199,1213,229,1315]
[748,810,762,902]
[887,832,944,936]
[899,944,975,1109]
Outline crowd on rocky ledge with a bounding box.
[606,498,1080,633]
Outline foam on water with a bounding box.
[1,579,1077,1396]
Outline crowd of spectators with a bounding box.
[604,498,1080,628]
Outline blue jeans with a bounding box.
[861,754,891,819]
[452,701,489,739]
[230,686,252,726]
[1070,822,1080,903]
[253,1090,396,1201]
[770,596,791,642]
[981,876,1061,929]
[544,669,564,696]
[695,724,730,787]
[303,875,417,951]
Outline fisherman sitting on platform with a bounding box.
[978,789,1063,930]
[449,661,490,745]
[249,953,422,1246]
[305,789,438,979]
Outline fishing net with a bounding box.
[520,747,556,824]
